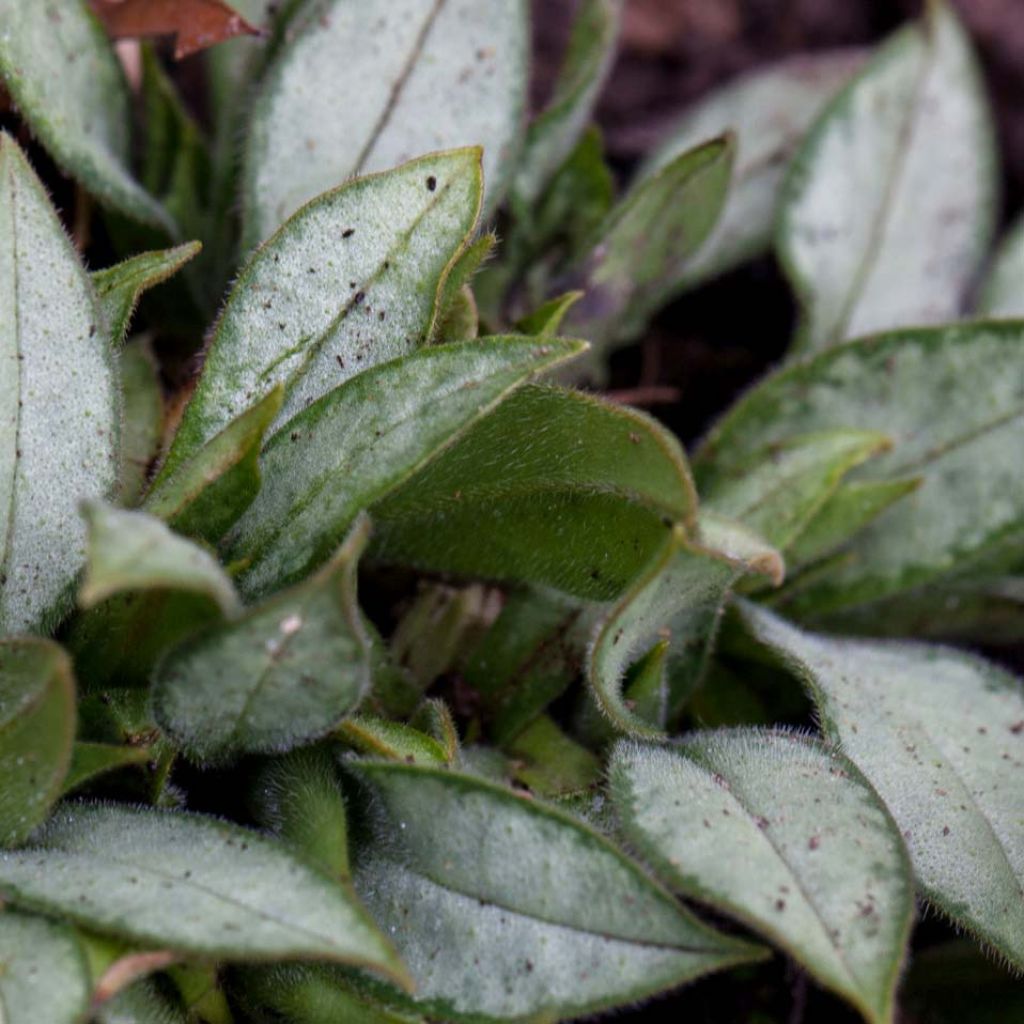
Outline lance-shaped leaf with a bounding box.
[639,51,862,292]
[92,242,202,346]
[372,384,695,601]
[778,2,997,354]
[588,519,782,738]
[564,136,733,361]
[513,0,622,206]
[738,602,1024,969]
[0,803,410,980]
[144,388,283,544]
[701,430,890,551]
[0,638,75,847]
[243,0,527,246]
[117,339,165,508]
[338,716,450,767]
[78,502,239,617]
[610,732,914,1024]
[0,136,120,635]
[695,323,1024,618]
[0,912,91,1024]
[0,3,171,230]
[153,518,372,764]
[226,338,584,598]
[161,150,483,480]
[349,761,763,1021]
[979,213,1024,318]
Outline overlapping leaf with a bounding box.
[980,214,1024,318]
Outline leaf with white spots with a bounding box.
[610,732,914,1023]
[160,150,483,481]
[778,2,997,353]
[0,911,91,1024]
[0,803,410,979]
[153,517,372,764]
[738,601,1024,969]
[0,135,120,636]
[242,0,528,248]
[0,1,172,230]
[347,761,763,1022]
[0,638,75,847]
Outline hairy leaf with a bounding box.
[153,517,372,764]
[611,732,914,1023]
[349,761,763,1021]
[243,0,528,246]
[338,716,450,766]
[63,742,152,795]
[0,912,90,1024]
[0,803,409,978]
[639,51,861,291]
[117,339,164,508]
[94,978,188,1024]
[0,638,75,846]
[778,2,997,353]
[161,150,483,479]
[696,323,1024,617]
[226,337,584,598]
[739,602,1024,969]
[0,3,171,229]
[0,136,120,635]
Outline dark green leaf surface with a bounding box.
[117,339,165,508]
[63,742,152,796]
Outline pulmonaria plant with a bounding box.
[0,0,1022,1022]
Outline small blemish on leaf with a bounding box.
[426,176,437,191]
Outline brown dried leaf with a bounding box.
[90,0,261,60]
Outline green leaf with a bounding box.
[588,521,782,739]
[92,243,202,347]
[0,911,91,1024]
[117,339,164,508]
[0,2,171,230]
[0,803,410,979]
[143,388,283,545]
[979,213,1024,318]
[638,51,862,291]
[226,337,584,598]
[0,638,75,846]
[94,979,188,1024]
[515,291,584,337]
[349,761,763,1021]
[513,0,622,206]
[338,716,450,767]
[505,714,601,797]
[610,732,914,1024]
[738,601,1024,969]
[154,518,371,764]
[701,429,891,551]
[242,0,528,247]
[78,503,239,618]
[563,135,733,362]
[63,742,152,796]
[161,150,483,481]
[0,135,120,635]
[695,323,1024,618]
[778,2,997,354]
[372,384,696,601]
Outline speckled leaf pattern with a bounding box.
[0,911,91,1024]
[349,761,762,1021]
[78,503,240,617]
[225,338,584,599]
[0,638,75,847]
[243,0,528,247]
[610,732,914,1024]
[588,521,782,738]
[0,803,409,979]
[0,1,171,230]
[153,517,372,764]
[695,324,1024,618]
[640,51,862,292]
[513,0,622,206]
[739,602,1024,969]
[979,213,1024,318]
[161,150,482,480]
[372,384,695,600]
[779,2,997,353]
[0,136,120,636]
